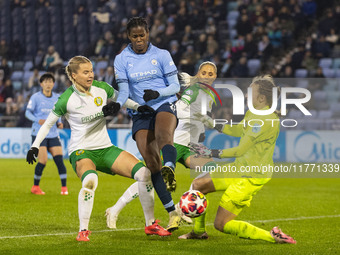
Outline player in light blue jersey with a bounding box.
[107,17,181,231]
[25,73,68,195]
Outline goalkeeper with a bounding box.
[179,75,296,244]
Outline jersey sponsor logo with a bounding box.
[81,111,104,123]
[94,97,103,106]
[151,59,157,65]
[75,149,85,156]
[130,70,157,78]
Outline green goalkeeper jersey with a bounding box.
[220,106,280,184]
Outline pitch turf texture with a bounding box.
[1,159,339,255]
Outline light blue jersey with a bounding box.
[26,91,61,138]
[114,43,180,111]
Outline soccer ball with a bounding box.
[179,190,208,218]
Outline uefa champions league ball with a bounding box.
[180,190,208,218]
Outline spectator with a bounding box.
[258,35,273,62]
[96,68,106,81]
[43,46,63,72]
[318,10,336,36]
[103,66,116,89]
[243,33,258,59]
[28,68,41,94]
[0,58,11,82]
[205,17,216,35]
[301,51,318,74]
[325,28,339,48]
[315,36,331,58]
[236,14,253,36]
[231,57,249,77]
[0,39,9,59]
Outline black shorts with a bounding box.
[132,102,178,140]
[32,136,62,148]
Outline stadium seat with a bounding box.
[335,69,340,78]
[227,11,239,21]
[13,61,25,71]
[24,61,33,71]
[296,79,308,88]
[295,69,308,78]
[23,71,33,84]
[318,110,333,119]
[228,19,237,30]
[95,61,109,75]
[12,81,23,91]
[247,59,261,76]
[227,1,238,11]
[332,58,340,70]
[318,58,332,69]
[313,90,327,102]
[11,71,24,81]
[229,29,237,40]
[322,68,335,78]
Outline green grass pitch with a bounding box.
[0,159,339,254]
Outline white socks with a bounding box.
[78,172,98,231]
[134,167,155,226]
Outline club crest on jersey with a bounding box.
[94,97,103,106]
[252,123,261,133]
[76,150,85,156]
[151,59,157,65]
[185,89,193,95]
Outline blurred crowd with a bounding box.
[0,0,339,128]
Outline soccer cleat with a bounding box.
[270,226,296,244]
[145,220,172,236]
[178,230,209,239]
[76,230,91,242]
[175,203,193,224]
[31,185,45,195]
[105,208,118,229]
[61,186,69,195]
[166,210,181,232]
[161,166,176,192]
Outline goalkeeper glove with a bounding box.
[137,105,155,113]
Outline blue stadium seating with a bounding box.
[318,58,332,68]
[295,69,308,78]
[247,59,261,76]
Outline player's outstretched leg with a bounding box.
[270,226,297,244]
[105,182,139,229]
[77,171,98,242]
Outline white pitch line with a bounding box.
[1,214,339,240]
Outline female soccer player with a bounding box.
[179,75,296,244]
[26,56,171,241]
[25,73,68,195]
[105,62,219,228]
[109,16,181,231]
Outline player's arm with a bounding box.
[114,55,129,107]
[103,87,155,116]
[25,97,37,122]
[217,135,255,158]
[26,112,59,164]
[194,114,243,137]
[158,51,180,97]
